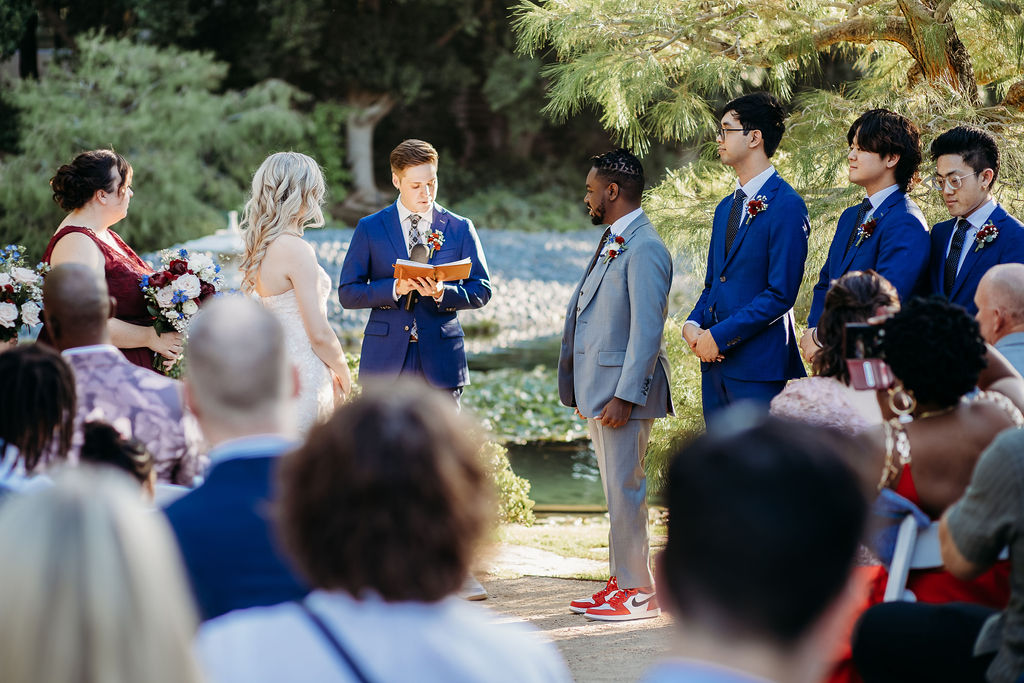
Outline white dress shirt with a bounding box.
[945,198,998,276]
[863,183,900,222]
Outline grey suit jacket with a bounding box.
[558,212,675,419]
[996,331,1024,378]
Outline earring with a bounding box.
[888,385,916,423]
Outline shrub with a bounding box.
[0,33,313,257]
[481,440,535,525]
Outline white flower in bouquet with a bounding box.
[175,273,202,299]
[181,299,199,316]
[164,309,181,322]
[10,267,39,285]
[155,285,176,308]
[190,252,214,272]
[0,273,11,287]
[20,301,41,327]
[0,302,18,328]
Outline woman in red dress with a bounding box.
[40,150,182,370]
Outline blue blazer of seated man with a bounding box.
[684,93,808,422]
[338,139,491,397]
[924,125,1024,317]
[807,109,929,330]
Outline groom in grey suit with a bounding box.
[559,149,674,622]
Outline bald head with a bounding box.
[976,264,1024,344]
[42,263,111,350]
[185,296,290,433]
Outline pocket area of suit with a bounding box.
[597,351,626,366]
[365,320,389,336]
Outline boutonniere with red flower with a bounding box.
[975,221,998,252]
[744,195,768,225]
[426,230,444,257]
[854,217,878,247]
[601,234,627,264]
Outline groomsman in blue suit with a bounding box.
[924,126,1024,315]
[801,109,929,360]
[338,139,491,404]
[684,92,808,421]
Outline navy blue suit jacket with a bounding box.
[163,441,307,622]
[807,191,930,327]
[688,172,808,382]
[927,205,1024,315]
[338,203,491,389]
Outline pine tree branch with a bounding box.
[934,0,957,22]
[773,16,915,62]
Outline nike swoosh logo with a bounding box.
[631,594,656,608]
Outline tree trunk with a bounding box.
[897,1,978,101]
[343,92,395,212]
[18,12,37,79]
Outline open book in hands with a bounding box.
[392,257,473,281]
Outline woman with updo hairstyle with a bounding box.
[41,149,182,370]
[239,152,351,434]
[771,270,899,433]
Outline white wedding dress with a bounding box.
[260,265,334,434]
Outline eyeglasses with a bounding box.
[928,172,978,192]
[716,126,748,139]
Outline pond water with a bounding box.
[504,441,604,507]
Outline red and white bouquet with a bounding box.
[140,248,224,375]
[0,244,48,344]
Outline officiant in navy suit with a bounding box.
[338,139,491,404]
[801,109,929,360]
[923,125,1024,316]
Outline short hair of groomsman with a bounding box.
[930,125,999,219]
[645,409,868,683]
[585,148,644,226]
[847,108,921,194]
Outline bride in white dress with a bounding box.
[239,152,352,434]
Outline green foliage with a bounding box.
[481,440,536,525]
[463,366,589,444]
[307,102,351,205]
[448,187,583,232]
[0,34,312,257]
[0,0,33,59]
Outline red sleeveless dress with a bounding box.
[40,226,155,369]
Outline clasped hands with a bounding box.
[574,396,633,428]
[396,276,443,300]
[682,324,724,363]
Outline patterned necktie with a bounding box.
[944,218,971,294]
[407,213,422,253]
[844,198,874,255]
[724,188,747,254]
[584,227,612,279]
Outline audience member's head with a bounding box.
[239,151,326,292]
[279,381,494,602]
[975,263,1024,345]
[0,468,202,683]
[0,344,75,473]
[42,263,111,350]
[659,409,867,682]
[881,296,987,409]
[184,295,292,442]
[720,92,788,158]
[813,270,900,384]
[80,421,156,500]
[846,109,922,193]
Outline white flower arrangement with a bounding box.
[0,245,48,343]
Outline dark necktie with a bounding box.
[844,198,873,255]
[584,227,612,279]
[944,218,971,294]
[406,213,422,252]
[724,188,747,254]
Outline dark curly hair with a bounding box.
[80,421,154,486]
[591,148,644,202]
[50,149,132,212]
[847,109,922,193]
[813,270,899,384]
[278,381,494,602]
[721,92,788,157]
[0,344,75,473]
[929,126,1000,185]
[880,296,987,408]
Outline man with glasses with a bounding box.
[924,125,1024,315]
[800,109,930,362]
[683,92,809,421]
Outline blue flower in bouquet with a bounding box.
[178,248,188,258]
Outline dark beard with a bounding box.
[588,198,605,225]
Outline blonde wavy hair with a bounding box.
[0,467,203,683]
[239,152,326,293]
